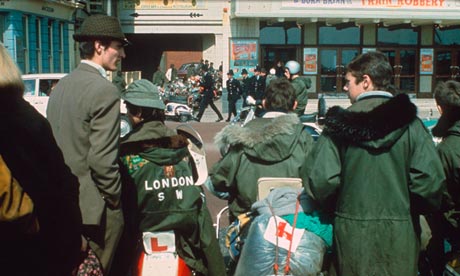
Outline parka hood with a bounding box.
[120,120,189,165]
[323,93,417,150]
[432,106,460,138]
[214,113,304,162]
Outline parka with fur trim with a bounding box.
[210,113,315,220]
[307,93,445,276]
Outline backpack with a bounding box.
[0,154,39,234]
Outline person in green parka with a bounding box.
[307,51,445,276]
[284,60,311,116]
[118,79,225,276]
[209,77,315,221]
[423,80,460,275]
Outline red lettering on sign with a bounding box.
[150,238,168,252]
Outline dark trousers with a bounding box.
[196,95,223,121]
[227,99,238,120]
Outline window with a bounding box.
[435,26,460,46]
[22,15,29,73]
[260,25,301,45]
[58,22,64,72]
[319,25,360,45]
[378,27,419,46]
[0,13,5,43]
[35,18,42,73]
[48,20,53,72]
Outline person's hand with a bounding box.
[246,96,256,105]
[80,235,88,252]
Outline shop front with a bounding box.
[234,0,460,97]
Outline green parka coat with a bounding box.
[119,121,225,276]
[434,115,460,210]
[308,93,445,276]
[291,76,311,116]
[210,113,314,220]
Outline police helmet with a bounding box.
[285,60,301,75]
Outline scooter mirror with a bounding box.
[176,124,208,186]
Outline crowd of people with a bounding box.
[2,12,460,276]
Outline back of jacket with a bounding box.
[0,96,82,276]
[210,113,314,217]
[47,63,122,225]
[120,121,202,232]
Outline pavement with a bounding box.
[197,96,439,123]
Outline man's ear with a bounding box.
[292,100,298,111]
[262,99,267,109]
[362,74,374,91]
[437,104,443,115]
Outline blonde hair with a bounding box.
[0,43,24,95]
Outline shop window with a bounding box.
[435,27,460,46]
[378,27,418,46]
[260,25,301,45]
[319,25,360,45]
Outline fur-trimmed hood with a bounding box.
[323,93,417,149]
[214,113,305,162]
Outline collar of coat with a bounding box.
[120,121,188,155]
[214,113,300,150]
[323,93,417,143]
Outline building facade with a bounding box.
[117,0,460,98]
[3,0,460,98]
[0,0,82,74]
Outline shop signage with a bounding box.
[283,0,451,8]
[229,38,259,79]
[420,48,434,75]
[303,48,318,74]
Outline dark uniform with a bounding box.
[240,69,251,107]
[226,69,242,122]
[249,67,266,103]
[195,66,224,122]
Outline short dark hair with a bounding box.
[79,39,111,59]
[264,78,296,112]
[434,80,460,108]
[346,51,393,91]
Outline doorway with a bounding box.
[434,49,460,85]
[262,47,298,71]
[319,48,359,93]
[380,49,418,94]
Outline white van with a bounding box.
[22,73,66,117]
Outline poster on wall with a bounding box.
[229,38,259,79]
[420,48,434,75]
[303,48,317,75]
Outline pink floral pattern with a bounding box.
[77,249,103,276]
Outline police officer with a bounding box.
[225,69,242,122]
[249,66,266,104]
[195,65,224,122]
[240,68,251,107]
